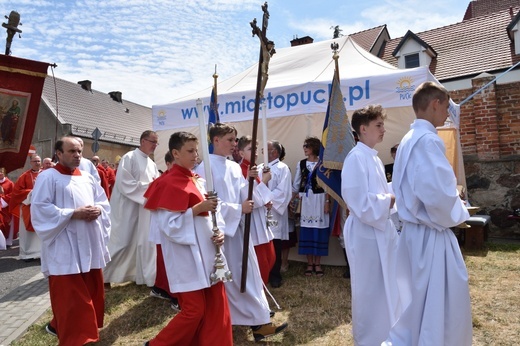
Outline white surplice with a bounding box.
[30,169,111,277]
[18,191,41,260]
[103,148,159,286]
[267,159,292,241]
[195,155,271,326]
[383,119,472,346]
[78,157,101,184]
[341,142,400,346]
[250,164,273,246]
[150,207,229,293]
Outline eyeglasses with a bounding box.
[31,160,41,163]
[144,138,159,145]
[303,144,309,148]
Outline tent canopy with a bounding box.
[151,36,464,265]
[152,36,453,168]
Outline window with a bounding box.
[404,53,420,68]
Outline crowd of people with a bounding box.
[0,81,473,345]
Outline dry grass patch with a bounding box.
[11,242,520,345]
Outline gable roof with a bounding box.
[380,7,520,80]
[507,8,520,36]
[41,76,152,146]
[391,30,437,58]
[349,25,387,53]
[463,0,520,20]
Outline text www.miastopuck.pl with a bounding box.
[180,81,371,119]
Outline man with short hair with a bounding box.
[341,105,400,345]
[195,123,288,342]
[76,137,101,184]
[103,130,160,287]
[42,157,54,170]
[10,154,42,260]
[31,136,111,345]
[383,82,472,345]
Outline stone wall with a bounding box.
[451,74,520,237]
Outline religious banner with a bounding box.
[316,72,355,210]
[0,55,50,173]
[207,81,219,154]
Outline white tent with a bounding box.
[152,35,464,265]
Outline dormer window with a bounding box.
[392,30,437,70]
[404,53,420,68]
[507,10,520,55]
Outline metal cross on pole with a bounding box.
[240,1,275,293]
[2,11,22,56]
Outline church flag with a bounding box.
[316,72,356,210]
[0,55,50,173]
[207,83,219,153]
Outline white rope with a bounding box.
[262,282,281,310]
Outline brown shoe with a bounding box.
[252,322,288,342]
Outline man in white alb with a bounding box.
[103,130,160,287]
[195,123,288,342]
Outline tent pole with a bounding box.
[460,61,520,106]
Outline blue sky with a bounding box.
[0,0,469,107]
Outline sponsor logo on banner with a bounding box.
[395,76,416,101]
[156,110,166,126]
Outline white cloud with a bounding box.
[1,0,469,107]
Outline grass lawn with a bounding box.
[12,242,520,345]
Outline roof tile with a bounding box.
[41,76,152,146]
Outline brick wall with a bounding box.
[450,76,520,237]
[451,77,520,160]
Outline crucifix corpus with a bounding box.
[240,1,276,293]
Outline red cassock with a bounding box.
[144,164,232,346]
[0,177,14,238]
[10,169,39,232]
[240,159,275,284]
[105,166,116,196]
[96,165,111,199]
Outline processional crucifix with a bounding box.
[241,2,275,293]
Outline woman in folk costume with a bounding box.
[292,136,331,277]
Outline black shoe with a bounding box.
[269,310,275,318]
[150,286,171,300]
[170,297,181,312]
[251,322,288,342]
[45,323,57,337]
[270,281,282,288]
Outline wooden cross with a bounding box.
[241,2,275,293]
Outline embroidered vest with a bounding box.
[298,159,324,194]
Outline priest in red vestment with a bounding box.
[10,154,42,260]
[0,167,14,246]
